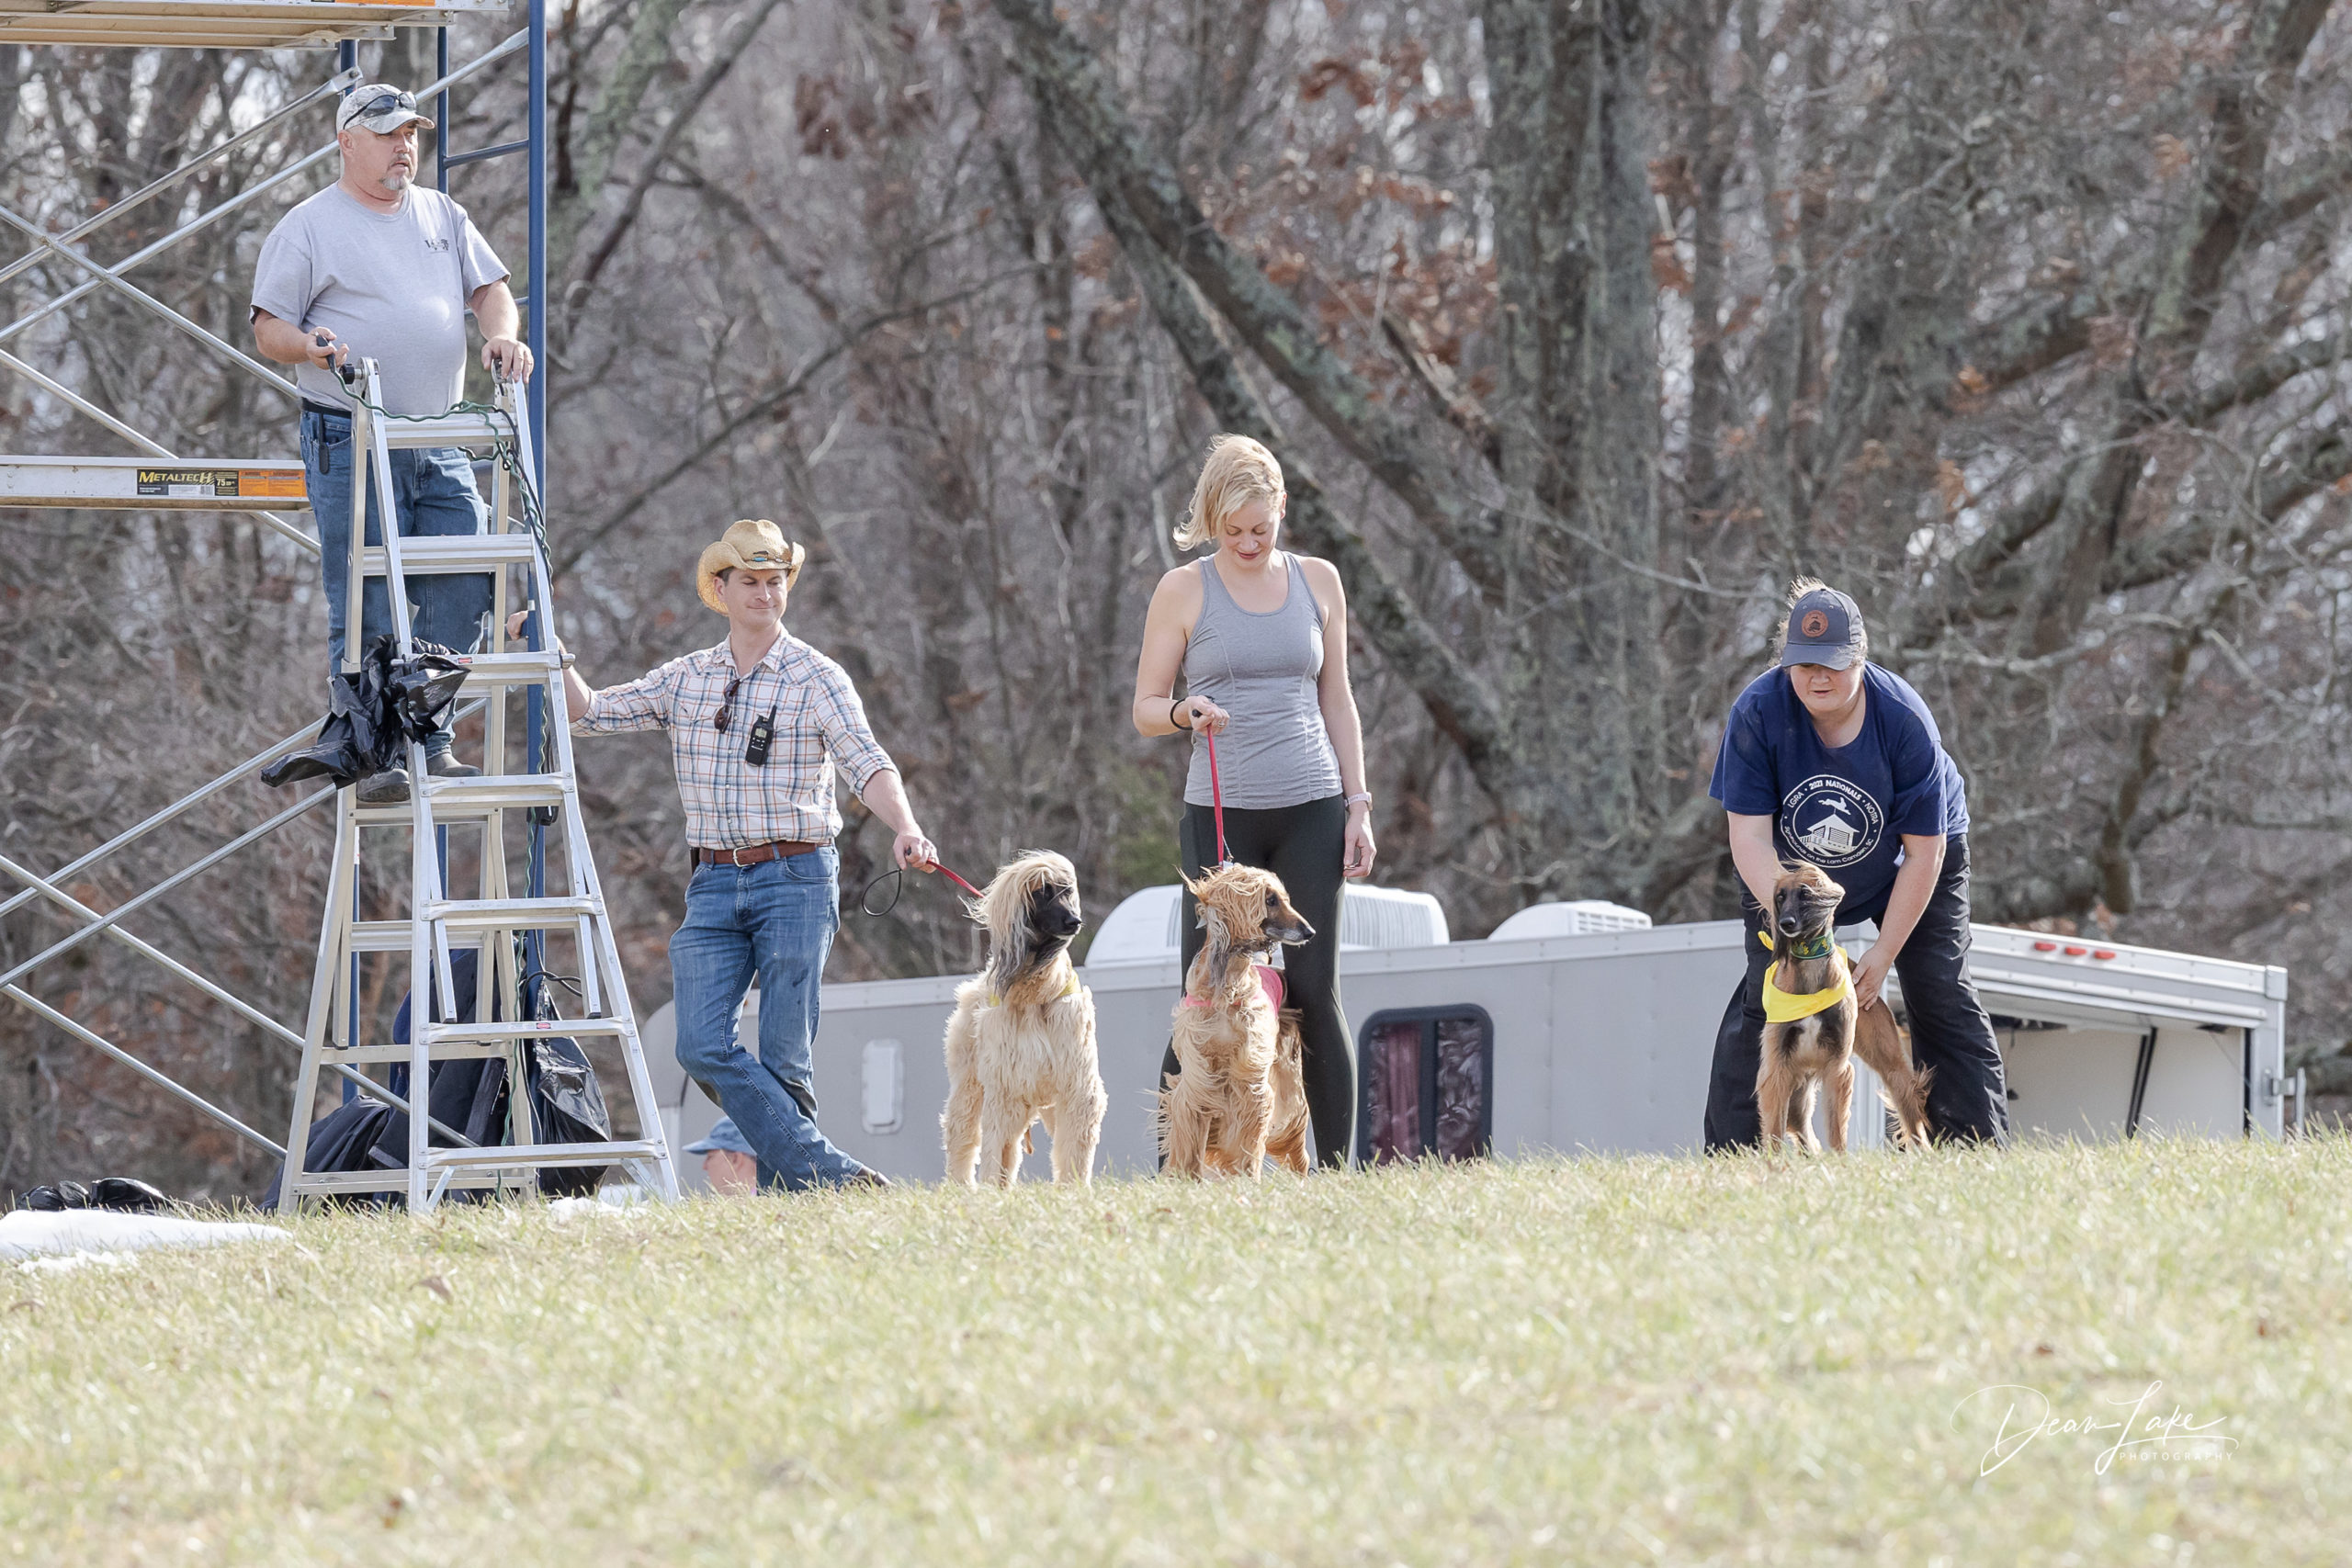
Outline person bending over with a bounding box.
[1131,434,1376,1168]
[251,83,531,804]
[540,519,935,1190]
[1702,581,2009,1149]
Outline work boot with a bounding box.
[356,766,411,805]
[425,751,479,779]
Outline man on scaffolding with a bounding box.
[250,83,533,805]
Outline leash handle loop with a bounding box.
[856,858,985,917]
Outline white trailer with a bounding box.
[639,888,2289,1190]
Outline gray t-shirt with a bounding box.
[251,184,506,417]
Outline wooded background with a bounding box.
[6,0,2352,1200]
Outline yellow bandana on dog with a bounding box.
[1758,931,1855,1023]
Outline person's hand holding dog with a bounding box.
[1853,943,1895,1010]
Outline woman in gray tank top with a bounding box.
[1131,435,1375,1168]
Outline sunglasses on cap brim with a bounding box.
[348,91,424,127]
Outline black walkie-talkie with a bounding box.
[745,705,777,766]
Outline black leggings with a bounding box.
[1160,795,1355,1168]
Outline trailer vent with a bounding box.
[1487,899,1654,941]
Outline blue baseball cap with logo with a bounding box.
[1778,586,1866,671]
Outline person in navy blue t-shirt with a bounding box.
[1702,581,2009,1149]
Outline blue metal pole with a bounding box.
[527,0,548,492]
[435,28,449,192]
[526,0,550,921]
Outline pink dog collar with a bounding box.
[1179,964,1284,1010]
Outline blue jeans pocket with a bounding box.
[781,848,838,884]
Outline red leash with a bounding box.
[929,861,983,897]
[1204,725,1230,864]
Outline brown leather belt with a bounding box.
[694,840,820,867]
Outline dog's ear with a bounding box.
[985,901,1032,998]
[1199,897,1234,989]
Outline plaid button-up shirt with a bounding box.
[573,633,895,850]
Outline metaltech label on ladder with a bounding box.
[136,466,309,501]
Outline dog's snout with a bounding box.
[1777,915,1802,938]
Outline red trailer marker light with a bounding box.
[2033,941,2059,952]
[2093,950,2118,960]
[2064,945,2088,956]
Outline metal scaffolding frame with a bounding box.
[0,0,618,1200]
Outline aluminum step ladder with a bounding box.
[278,361,678,1211]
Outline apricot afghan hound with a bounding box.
[1159,863,1314,1178]
[941,851,1106,1185]
[1758,860,1935,1153]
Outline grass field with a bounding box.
[4,1135,2347,1566]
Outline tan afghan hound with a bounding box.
[941,851,1106,1185]
[1159,863,1314,1179]
[1758,860,1935,1153]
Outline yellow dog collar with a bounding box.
[989,973,1082,1009]
[1758,931,1854,1023]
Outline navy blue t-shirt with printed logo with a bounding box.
[1708,662,1970,918]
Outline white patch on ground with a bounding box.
[0,1209,293,1262]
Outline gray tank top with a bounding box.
[1182,553,1343,809]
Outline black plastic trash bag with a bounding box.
[260,634,469,790]
[14,1176,173,1213]
[263,949,615,1208]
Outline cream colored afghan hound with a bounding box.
[941,851,1106,1186]
[1159,863,1314,1179]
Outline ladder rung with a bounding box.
[423,1141,662,1170]
[453,650,562,694]
[359,534,540,576]
[283,1169,507,1197]
[420,773,571,813]
[348,920,485,954]
[429,896,599,931]
[376,412,516,449]
[424,1017,630,1045]
[331,1041,511,1064]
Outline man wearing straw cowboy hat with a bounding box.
[535,519,937,1190]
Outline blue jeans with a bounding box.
[669,850,865,1190]
[300,408,492,755]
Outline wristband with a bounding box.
[1170,699,1191,730]
[1344,791,1373,810]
